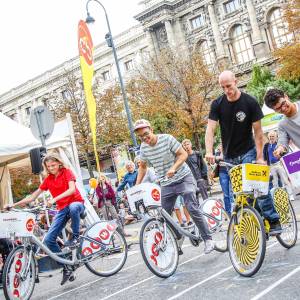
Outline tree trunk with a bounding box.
[192,131,201,151]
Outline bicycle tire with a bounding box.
[274,188,298,248]
[227,205,266,277]
[84,228,128,277]
[213,208,230,253]
[3,245,36,300]
[140,217,179,278]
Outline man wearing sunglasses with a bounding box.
[134,119,214,254]
[264,88,300,157]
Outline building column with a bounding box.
[145,28,159,57]
[164,20,176,48]
[207,1,229,67]
[245,0,268,60]
[173,18,189,52]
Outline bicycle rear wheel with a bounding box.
[227,206,266,277]
[83,228,127,277]
[140,217,178,278]
[273,188,298,248]
[3,245,36,300]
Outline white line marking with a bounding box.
[48,262,142,300]
[99,253,206,300]
[167,242,279,300]
[250,266,300,300]
[167,266,233,300]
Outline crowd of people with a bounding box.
[1,69,299,287]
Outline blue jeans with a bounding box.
[225,148,279,223]
[44,202,85,253]
[219,169,233,215]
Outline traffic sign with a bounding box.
[30,106,54,147]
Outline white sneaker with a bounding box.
[204,239,214,254]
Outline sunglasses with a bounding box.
[273,100,287,112]
[137,131,151,140]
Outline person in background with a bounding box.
[263,131,294,199]
[117,161,138,192]
[134,156,157,183]
[182,139,208,200]
[96,174,118,220]
[174,195,192,227]
[6,153,85,285]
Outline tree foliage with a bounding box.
[10,167,40,202]
[246,65,300,106]
[127,49,218,149]
[273,0,300,80]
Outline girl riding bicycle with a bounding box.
[7,153,85,285]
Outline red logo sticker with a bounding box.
[13,289,20,298]
[15,260,22,273]
[99,229,110,240]
[26,219,34,232]
[151,189,160,201]
[13,275,20,289]
[82,247,92,256]
[107,223,116,231]
[90,237,101,250]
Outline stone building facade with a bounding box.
[0,0,293,125]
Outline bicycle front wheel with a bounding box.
[84,228,128,277]
[3,245,36,300]
[227,206,266,277]
[273,188,298,248]
[140,217,179,278]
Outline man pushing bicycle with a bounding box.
[134,119,214,254]
[205,70,281,234]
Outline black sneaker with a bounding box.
[269,221,282,235]
[180,224,185,228]
[61,268,74,285]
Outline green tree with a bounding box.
[246,65,300,106]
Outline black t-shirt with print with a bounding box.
[209,92,263,159]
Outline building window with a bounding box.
[124,60,134,71]
[224,0,240,14]
[197,40,216,66]
[61,90,71,100]
[190,15,205,30]
[268,8,294,48]
[102,70,111,81]
[231,25,254,64]
[25,107,31,116]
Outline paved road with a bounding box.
[1,199,300,300]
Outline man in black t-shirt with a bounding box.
[205,70,281,234]
[182,139,208,200]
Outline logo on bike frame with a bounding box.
[26,219,35,232]
[151,189,160,201]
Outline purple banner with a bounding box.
[282,151,300,174]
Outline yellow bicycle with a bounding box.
[224,162,297,277]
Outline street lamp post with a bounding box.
[85,0,138,148]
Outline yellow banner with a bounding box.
[244,164,270,182]
[78,20,100,172]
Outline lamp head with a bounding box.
[86,12,95,24]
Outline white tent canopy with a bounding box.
[0,112,99,224]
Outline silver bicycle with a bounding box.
[1,206,128,300]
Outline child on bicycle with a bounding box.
[7,153,85,285]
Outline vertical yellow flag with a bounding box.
[78,20,100,172]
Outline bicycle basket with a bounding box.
[229,163,270,195]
